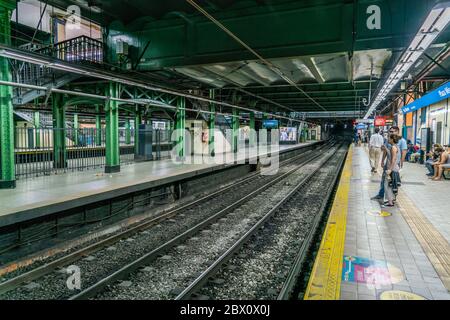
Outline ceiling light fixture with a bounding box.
[364,1,450,119]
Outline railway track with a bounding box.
[70,143,345,300]
[0,141,334,300]
[177,145,348,300]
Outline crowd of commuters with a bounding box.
[360,125,449,208]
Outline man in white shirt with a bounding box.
[369,127,384,173]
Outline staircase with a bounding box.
[10,36,103,106]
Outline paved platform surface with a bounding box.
[305,144,450,300]
[0,142,316,228]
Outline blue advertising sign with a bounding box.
[262,120,279,129]
[356,123,366,130]
[402,81,450,114]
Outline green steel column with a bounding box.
[95,105,102,146]
[34,111,40,149]
[209,89,215,157]
[0,0,16,188]
[134,107,141,155]
[105,82,120,173]
[232,108,239,153]
[52,93,67,169]
[73,113,79,146]
[249,112,256,147]
[176,97,186,158]
[125,116,131,145]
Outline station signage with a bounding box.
[262,119,279,129]
[356,119,374,124]
[374,116,386,126]
[401,81,450,114]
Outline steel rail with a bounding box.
[69,143,335,300]
[0,142,328,296]
[175,144,343,300]
[277,145,348,300]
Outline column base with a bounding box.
[53,163,68,169]
[105,165,121,173]
[0,180,16,189]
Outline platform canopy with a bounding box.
[24,0,450,114]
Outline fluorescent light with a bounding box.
[364,1,450,119]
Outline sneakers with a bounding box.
[371,195,383,200]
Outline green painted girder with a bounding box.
[105,82,120,173]
[106,0,450,69]
[232,107,239,154]
[95,105,102,146]
[73,113,79,146]
[209,89,215,157]
[34,111,40,148]
[0,0,16,188]
[52,93,67,169]
[134,107,141,155]
[175,97,186,159]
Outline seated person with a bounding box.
[405,141,415,162]
[410,145,421,163]
[432,145,450,181]
[425,144,442,176]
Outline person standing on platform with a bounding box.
[371,127,405,201]
[389,126,407,168]
[382,134,400,207]
[369,127,384,173]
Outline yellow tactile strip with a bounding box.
[396,192,450,290]
[304,144,353,300]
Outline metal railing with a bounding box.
[13,128,173,180]
[14,127,108,179]
[37,35,104,64]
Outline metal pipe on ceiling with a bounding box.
[185,0,328,112]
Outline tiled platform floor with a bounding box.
[340,145,450,300]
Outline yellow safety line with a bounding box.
[304,144,353,300]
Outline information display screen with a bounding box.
[279,127,297,142]
[262,120,279,129]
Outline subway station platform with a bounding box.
[0,142,318,229]
[305,144,450,300]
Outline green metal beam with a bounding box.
[249,111,256,148]
[105,82,120,173]
[232,107,239,154]
[95,105,102,146]
[52,93,67,169]
[175,97,186,159]
[73,113,79,146]
[125,116,131,145]
[0,0,16,188]
[134,107,141,155]
[209,89,215,157]
[34,111,40,149]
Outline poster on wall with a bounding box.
[279,127,297,144]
